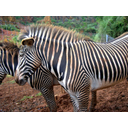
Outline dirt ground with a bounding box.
[0,76,128,112]
[0,76,73,112]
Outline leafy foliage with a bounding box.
[94,16,128,42]
[12,35,21,44]
[1,16,128,43]
[51,17,97,39]
[15,16,45,24]
[0,24,20,32]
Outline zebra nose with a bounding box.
[15,77,19,84]
[19,79,26,86]
[15,77,26,86]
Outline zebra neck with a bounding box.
[37,38,71,81]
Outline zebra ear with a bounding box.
[21,37,34,46]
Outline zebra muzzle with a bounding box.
[15,78,27,86]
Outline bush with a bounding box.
[94,16,128,42]
[86,27,96,33]
[12,35,21,45]
[1,24,20,32]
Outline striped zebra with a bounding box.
[15,24,128,112]
[0,41,60,112]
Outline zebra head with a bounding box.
[15,37,42,85]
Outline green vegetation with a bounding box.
[35,92,42,96]
[7,75,12,78]
[32,16,45,23]
[50,17,97,41]
[51,17,97,37]
[6,80,15,84]
[0,24,20,32]
[21,96,33,101]
[15,16,45,25]
[12,35,21,45]
[21,92,42,101]
[1,16,128,43]
[94,16,128,42]
[51,16,128,42]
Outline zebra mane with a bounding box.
[18,24,93,42]
[0,42,19,55]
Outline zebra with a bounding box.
[15,24,128,112]
[0,41,60,112]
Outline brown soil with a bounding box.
[0,76,128,112]
[0,76,73,112]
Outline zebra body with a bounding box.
[15,24,128,111]
[0,42,59,112]
[90,42,127,90]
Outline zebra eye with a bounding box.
[19,54,24,57]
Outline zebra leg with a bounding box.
[70,94,79,112]
[89,91,96,112]
[77,85,90,112]
[41,85,57,112]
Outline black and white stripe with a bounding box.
[15,24,128,111]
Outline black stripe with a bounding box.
[66,44,71,86]
[107,53,115,82]
[59,39,67,81]
[88,43,99,79]
[113,46,125,79]
[45,28,52,60]
[72,41,79,82]
[3,50,9,73]
[99,47,109,82]
[68,46,74,88]
[104,50,112,82]
[81,44,93,74]
[112,53,118,82]
[86,42,94,75]
[94,44,103,80]
[8,52,13,75]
